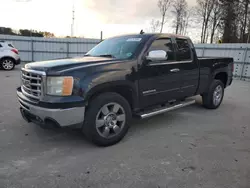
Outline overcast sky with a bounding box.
[1,0,198,39]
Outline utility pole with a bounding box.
[100,31,103,41]
[71,2,75,37]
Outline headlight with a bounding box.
[46,76,73,96]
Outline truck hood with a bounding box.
[25,56,118,73]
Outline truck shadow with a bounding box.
[0,65,22,71]
[30,123,94,148]
[128,99,205,136]
[28,99,204,148]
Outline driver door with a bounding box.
[138,38,182,108]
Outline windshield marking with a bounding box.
[126,38,142,42]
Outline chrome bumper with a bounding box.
[18,97,85,127]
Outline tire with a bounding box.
[82,92,132,146]
[1,58,15,70]
[202,80,224,109]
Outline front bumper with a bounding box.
[17,91,85,128]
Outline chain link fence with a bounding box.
[0,34,100,62]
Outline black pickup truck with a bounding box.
[17,33,233,146]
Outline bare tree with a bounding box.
[149,19,161,32]
[240,0,249,42]
[158,0,172,33]
[196,0,216,43]
[247,15,250,43]
[182,7,196,35]
[219,0,250,43]
[181,12,188,35]
[172,0,188,35]
[209,0,223,43]
[220,0,240,43]
[193,0,249,43]
[205,28,210,43]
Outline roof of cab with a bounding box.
[111,33,190,40]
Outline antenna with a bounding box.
[71,2,75,37]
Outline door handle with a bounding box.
[170,68,180,73]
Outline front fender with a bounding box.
[76,67,138,101]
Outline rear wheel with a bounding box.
[82,92,132,146]
[202,80,224,109]
[1,58,15,70]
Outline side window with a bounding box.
[176,38,192,61]
[148,38,175,61]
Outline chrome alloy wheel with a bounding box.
[95,102,126,138]
[213,85,223,106]
[2,59,14,70]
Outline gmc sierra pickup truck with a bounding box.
[17,33,233,146]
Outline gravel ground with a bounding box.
[0,67,250,188]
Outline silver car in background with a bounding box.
[0,41,21,70]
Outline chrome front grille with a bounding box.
[21,68,45,100]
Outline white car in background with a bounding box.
[0,41,21,70]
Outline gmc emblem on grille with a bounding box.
[24,80,30,86]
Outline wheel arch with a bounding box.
[0,56,17,66]
[214,72,228,87]
[85,81,139,111]
[0,56,16,63]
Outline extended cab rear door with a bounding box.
[174,38,199,97]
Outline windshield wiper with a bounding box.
[97,54,115,58]
[84,54,91,56]
[84,54,115,58]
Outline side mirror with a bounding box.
[146,50,168,62]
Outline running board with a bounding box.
[139,99,195,119]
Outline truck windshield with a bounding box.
[86,36,143,59]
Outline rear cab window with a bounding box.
[175,38,192,61]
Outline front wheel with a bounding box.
[82,92,132,146]
[202,80,224,109]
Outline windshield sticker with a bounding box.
[126,38,142,42]
[126,52,133,57]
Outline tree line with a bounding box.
[150,0,250,43]
[0,27,55,38]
